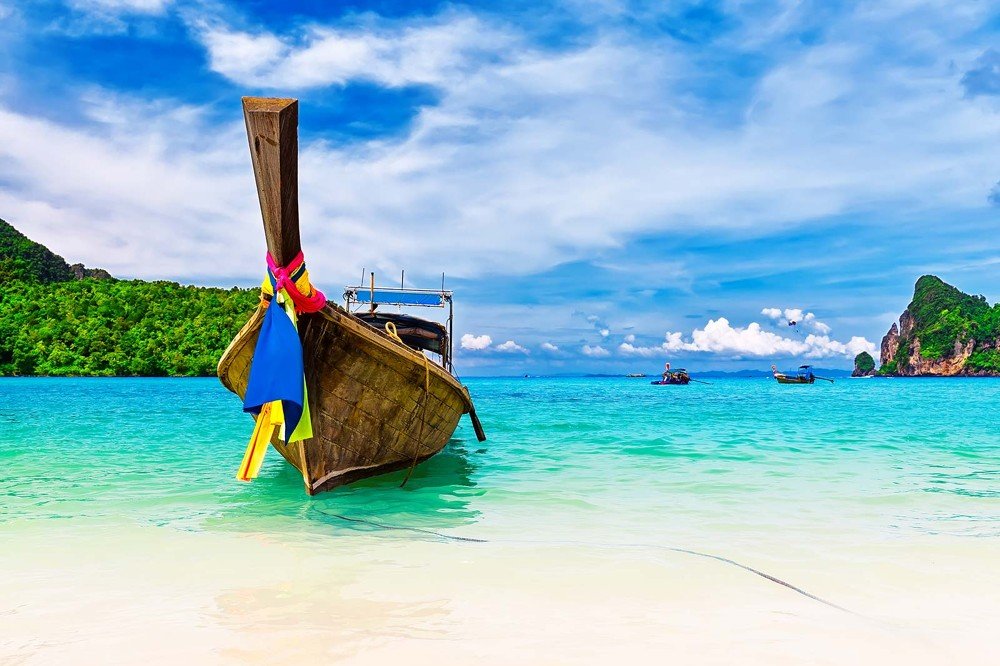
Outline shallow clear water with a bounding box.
[1,376,997,550]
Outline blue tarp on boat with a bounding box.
[352,289,445,306]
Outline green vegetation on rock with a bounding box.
[0,219,77,283]
[0,219,258,377]
[879,275,1000,376]
[853,351,875,374]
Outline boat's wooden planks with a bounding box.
[219,303,467,493]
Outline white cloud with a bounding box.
[599,328,610,338]
[619,318,875,359]
[581,344,610,357]
[784,308,804,322]
[0,97,260,281]
[812,321,832,334]
[460,333,492,350]
[764,307,833,334]
[197,28,286,80]
[68,0,172,15]
[495,339,529,354]
[540,342,560,352]
[624,334,635,343]
[618,342,652,356]
[194,15,512,89]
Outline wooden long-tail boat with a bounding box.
[218,97,486,495]
[771,364,834,384]
[650,369,690,385]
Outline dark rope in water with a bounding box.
[310,508,856,615]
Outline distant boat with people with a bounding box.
[625,372,647,378]
[771,364,834,384]
[650,369,690,385]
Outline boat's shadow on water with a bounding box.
[213,438,485,535]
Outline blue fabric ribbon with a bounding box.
[242,300,304,441]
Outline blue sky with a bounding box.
[0,0,998,374]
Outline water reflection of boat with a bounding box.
[309,438,485,529]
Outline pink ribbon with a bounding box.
[266,251,327,314]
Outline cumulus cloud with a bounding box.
[762,306,835,334]
[581,344,610,357]
[784,308,805,322]
[540,342,560,352]
[619,318,875,359]
[495,339,529,354]
[460,333,492,350]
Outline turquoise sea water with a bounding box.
[1,376,997,553]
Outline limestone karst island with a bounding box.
[878,275,1000,376]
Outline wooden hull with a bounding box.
[651,377,690,385]
[218,303,476,494]
[774,375,814,384]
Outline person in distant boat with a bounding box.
[771,364,779,378]
[663,362,671,382]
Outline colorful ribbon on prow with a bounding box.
[237,251,327,481]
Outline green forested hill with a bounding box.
[0,218,77,283]
[0,219,258,376]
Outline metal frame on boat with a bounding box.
[344,282,455,372]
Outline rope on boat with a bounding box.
[309,507,858,616]
[382,321,431,488]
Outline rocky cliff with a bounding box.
[879,276,999,376]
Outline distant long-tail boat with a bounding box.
[650,369,691,385]
[771,364,834,384]
[218,97,486,495]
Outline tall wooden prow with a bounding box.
[241,96,313,493]
[243,97,302,266]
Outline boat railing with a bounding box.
[344,282,455,372]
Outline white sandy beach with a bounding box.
[4,517,998,665]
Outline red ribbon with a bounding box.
[266,251,327,314]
